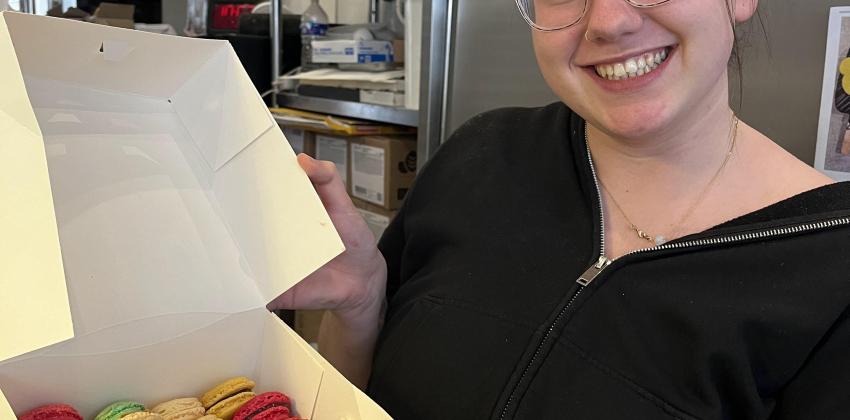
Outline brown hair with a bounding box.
[726,0,768,109]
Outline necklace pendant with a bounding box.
[636,230,653,242]
[654,235,667,246]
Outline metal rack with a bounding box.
[269,0,451,166]
[275,92,419,127]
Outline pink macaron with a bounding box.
[18,403,83,420]
[232,392,292,420]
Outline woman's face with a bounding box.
[532,0,757,139]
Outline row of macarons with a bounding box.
[17,376,299,420]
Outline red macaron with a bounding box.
[232,392,292,420]
[18,403,83,420]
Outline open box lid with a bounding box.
[0,11,345,362]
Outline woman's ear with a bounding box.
[734,0,758,23]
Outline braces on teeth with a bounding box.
[594,48,668,80]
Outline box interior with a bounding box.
[0,309,326,418]
[2,12,343,349]
[0,12,359,419]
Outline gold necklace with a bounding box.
[595,114,739,246]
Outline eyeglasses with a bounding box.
[515,0,672,32]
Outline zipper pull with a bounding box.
[576,256,612,286]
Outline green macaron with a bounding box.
[94,401,145,420]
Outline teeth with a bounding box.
[613,63,626,78]
[593,48,670,81]
[624,59,638,74]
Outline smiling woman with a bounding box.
[269,0,850,418]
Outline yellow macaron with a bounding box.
[206,392,256,420]
[200,377,256,409]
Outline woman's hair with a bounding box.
[726,0,767,109]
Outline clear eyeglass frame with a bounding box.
[515,0,673,32]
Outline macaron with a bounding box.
[18,403,83,420]
[201,377,256,409]
[248,408,291,420]
[250,411,290,420]
[94,401,146,420]
[120,413,164,420]
[151,397,205,420]
[206,392,256,420]
[197,416,223,420]
[232,392,291,420]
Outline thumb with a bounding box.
[297,153,353,213]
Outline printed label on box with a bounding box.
[351,143,385,205]
[356,208,391,240]
[283,128,305,155]
[316,135,348,186]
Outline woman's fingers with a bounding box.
[298,153,353,213]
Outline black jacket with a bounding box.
[369,103,850,419]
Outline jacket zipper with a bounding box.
[497,128,850,419]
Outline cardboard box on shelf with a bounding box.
[312,39,394,64]
[350,136,417,210]
[92,2,135,29]
[281,126,316,157]
[314,133,351,193]
[45,2,134,28]
[0,12,390,420]
[392,39,405,64]
[360,89,405,107]
[352,197,398,241]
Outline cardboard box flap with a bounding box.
[288,323,393,420]
[0,15,39,137]
[257,312,325,418]
[0,14,74,363]
[0,11,344,361]
[0,13,377,420]
[3,12,222,100]
[0,114,73,363]
[213,127,344,303]
[0,389,13,420]
[356,386,392,419]
[172,46,274,171]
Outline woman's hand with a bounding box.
[267,154,387,321]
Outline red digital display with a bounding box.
[212,3,255,31]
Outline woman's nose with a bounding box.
[583,0,644,42]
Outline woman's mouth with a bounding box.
[591,46,673,81]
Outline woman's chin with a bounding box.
[597,119,667,141]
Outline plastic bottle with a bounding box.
[300,0,329,70]
[183,0,208,37]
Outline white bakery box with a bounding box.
[0,12,390,420]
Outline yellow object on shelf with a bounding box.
[270,107,416,136]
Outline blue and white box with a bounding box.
[311,40,395,64]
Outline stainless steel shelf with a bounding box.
[275,93,419,127]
